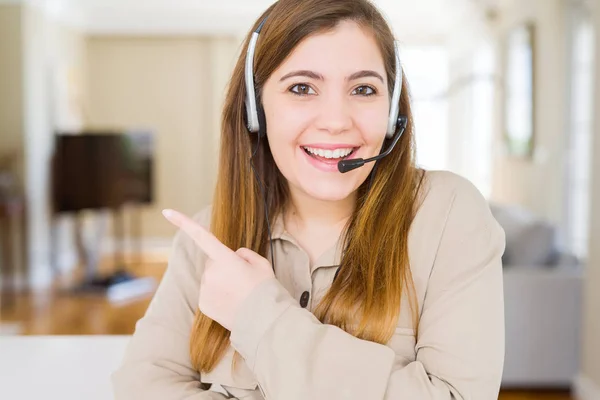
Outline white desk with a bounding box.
[0,335,130,400]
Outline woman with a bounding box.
[112,0,506,399]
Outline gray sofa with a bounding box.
[490,203,584,388]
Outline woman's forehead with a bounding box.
[272,21,387,81]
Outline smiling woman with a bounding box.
[111,1,506,399]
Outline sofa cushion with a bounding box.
[508,220,558,266]
[489,203,559,266]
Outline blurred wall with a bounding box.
[491,0,568,224]
[581,0,600,391]
[2,3,91,287]
[40,10,89,279]
[492,0,568,223]
[23,3,90,286]
[84,36,240,239]
[0,4,24,186]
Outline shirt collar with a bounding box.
[269,211,344,270]
[270,211,286,240]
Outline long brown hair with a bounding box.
[190,0,425,372]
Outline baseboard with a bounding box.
[574,373,600,400]
[24,251,80,290]
[0,323,24,336]
[55,250,79,274]
[28,262,55,290]
[1,273,29,292]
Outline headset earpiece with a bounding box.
[386,41,403,139]
[256,100,267,138]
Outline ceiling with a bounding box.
[12,0,502,42]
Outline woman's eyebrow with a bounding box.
[279,70,324,82]
[279,69,384,83]
[347,70,384,83]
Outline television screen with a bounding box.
[52,130,154,213]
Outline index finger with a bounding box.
[162,209,236,261]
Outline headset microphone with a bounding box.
[338,116,407,173]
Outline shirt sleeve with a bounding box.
[229,178,506,400]
[111,209,229,400]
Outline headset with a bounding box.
[242,13,408,271]
[244,16,408,173]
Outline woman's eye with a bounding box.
[290,84,316,96]
[352,86,376,96]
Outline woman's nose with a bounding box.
[314,94,353,135]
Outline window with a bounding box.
[402,42,495,198]
[401,46,449,171]
[564,1,595,260]
[468,42,495,197]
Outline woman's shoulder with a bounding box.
[418,169,490,216]
[420,169,485,200]
[409,170,505,290]
[413,170,497,237]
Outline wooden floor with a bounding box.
[498,391,572,400]
[0,257,573,400]
[0,256,165,335]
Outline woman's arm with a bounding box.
[229,178,506,400]
[111,209,228,400]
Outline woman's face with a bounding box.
[261,20,390,202]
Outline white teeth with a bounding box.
[303,146,353,159]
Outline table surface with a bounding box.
[0,335,130,400]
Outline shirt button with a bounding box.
[300,291,310,308]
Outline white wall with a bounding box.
[579,0,600,394]
[490,0,568,224]
[0,4,24,184]
[0,3,82,288]
[20,3,90,287]
[84,35,240,241]
[0,4,26,288]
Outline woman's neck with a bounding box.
[284,186,356,235]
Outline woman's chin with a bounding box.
[299,181,357,202]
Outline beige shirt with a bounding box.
[112,170,506,400]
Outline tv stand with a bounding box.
[56,206,156,302]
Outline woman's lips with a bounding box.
[301,146,360,172]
